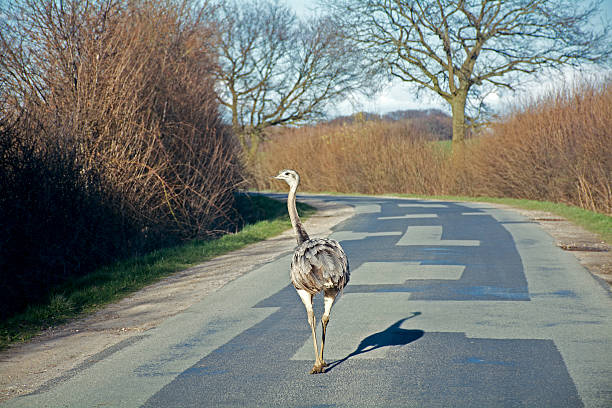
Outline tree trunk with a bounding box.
[450,91,468,146]
[246,132,261,164]
[235,129,262,167]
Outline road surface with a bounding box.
[3,194,612,407]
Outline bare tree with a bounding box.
[326,0,611,144]
[213,0,374,161]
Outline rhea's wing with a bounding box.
[290,238,349,294]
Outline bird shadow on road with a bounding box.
[325,312,424,373]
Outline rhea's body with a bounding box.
[274,169,350,374]
[291,238,349,295]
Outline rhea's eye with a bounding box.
[284,172,290,176]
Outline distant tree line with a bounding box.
[325,109,452,140]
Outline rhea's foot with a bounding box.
[310,363,326,374]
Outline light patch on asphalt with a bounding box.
[397,203,448,208]
[397,226,480,246]
[330,231,402,241]
[350,262,466,284]
[290,293,415,361]
[377,214,438,220]
[354,204,382,214]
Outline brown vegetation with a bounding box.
[0,0,243,318]
[251,118,450,194]
[250,81,611,215]
[470,82,612,213]
[325,109,452,141]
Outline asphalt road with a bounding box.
[4,195,612,407]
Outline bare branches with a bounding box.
[213,0,375,160]
[327,0,612,142]
[1,0,243,240]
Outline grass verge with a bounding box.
[0,195,314,351]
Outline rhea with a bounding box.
[274,169,350,374]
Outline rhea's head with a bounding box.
[274,169,300,189]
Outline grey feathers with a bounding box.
[274,169,350,373]
[274,168,350,295]
[291,238,350,295]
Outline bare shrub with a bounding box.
[467,81,612,213]
[0,0,243,317]
[1,0,243,240]
[0,121,133,318]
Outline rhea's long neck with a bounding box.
[288,183,309,245]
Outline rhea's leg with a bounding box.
[319,289,338,369]
[296,289,323,373]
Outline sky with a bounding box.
[285,0,612,117]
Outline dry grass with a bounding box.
[250,80,611,215]
[252,119,451,195]
[467,81,612,214]
[6,0,243,238]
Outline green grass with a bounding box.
[0,194,314,350]
[429,139,453,155]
